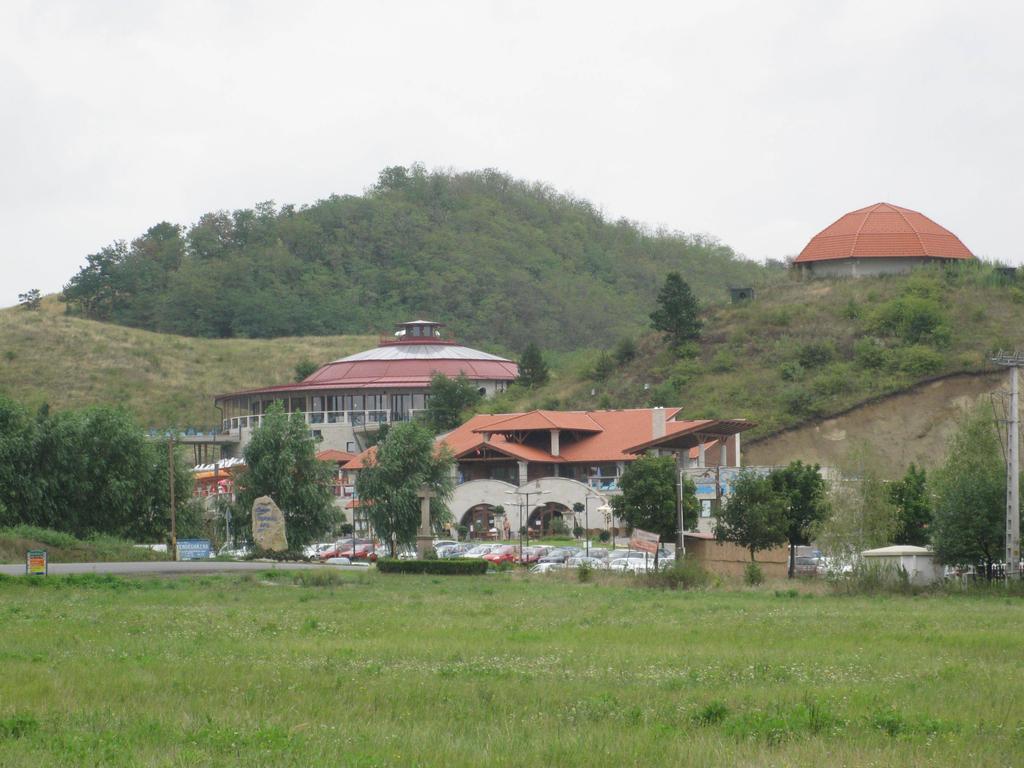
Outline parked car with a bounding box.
[484,545,518,565]
[461,544,500,559]
[319,538,370,560]
[438,543,472,559]
[340,544,378,562]
[304,542,336,559]
[432,539,459,551]
[517,547,544,565]
[565,556,607,569]
[529,562,565,574]
[794,556,820,577]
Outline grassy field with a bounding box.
[0,572,1021,766]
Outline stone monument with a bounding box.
[415,485,435,558]
[251,496,288,552]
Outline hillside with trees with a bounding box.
[59,165,771,352]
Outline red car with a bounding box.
[340,544,378,562]
[484,545,518,565]
[319,539,371,561]
[516,547,543,565]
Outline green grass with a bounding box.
[0,572,1021,766]
[0,526,168,564]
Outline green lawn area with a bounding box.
[0,572,1022,766]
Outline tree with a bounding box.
[17,289,41,310]
[294,359,318,382]
[888,464,931,546]
[235,402,338,548]
[424,373,482,433]
[650,272,702,348]
[813,444,898,567]
[715,470,787,562]
[931,407,1005,579]
[354,421,454,557]
[518,343,550,388]
[613,454,697,564]
[770,461,829,578]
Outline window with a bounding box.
[346,442,356,452]
[588,463,620,491]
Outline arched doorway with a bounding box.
[461,504,500,540]
[526,502,571,538]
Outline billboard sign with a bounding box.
[177,539,212,560]
[26,549,47,576]
[629,528,660,554]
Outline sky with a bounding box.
[2,0,1022,308]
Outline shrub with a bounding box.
[743,561,763,586]
[692,701,729,726]
[0,525,79,549]
[710,349,737,373]
[797,341,836,369]
[376,558,487,575]
[577,563,592,582]
[0,713,38,739]
[853,337,886,369]
[598,530,611,543]
[614,337,637,365]
[869,295,948,345]
[811,366,853,398]
[887,344,944,377]
[244,548,310,562]
[592,352,616,381]
[778,361,804,381]
[645,557,710,590]
[781,385,815,417]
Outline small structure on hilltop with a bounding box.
[793,202,975,278]
[729,287,755,303]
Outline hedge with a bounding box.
[375,558,488,575]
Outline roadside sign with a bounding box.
[629,528,660,554]
[26,549,47,576]
[177,539,212,560]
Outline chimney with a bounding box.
[652,407,666,439]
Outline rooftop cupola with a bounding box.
[388,319,449,344]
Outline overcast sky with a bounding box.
[2,0,1022,308]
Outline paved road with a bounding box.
[0,560,369,577]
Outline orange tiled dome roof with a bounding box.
[794,203,974,263]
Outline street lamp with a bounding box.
[584,494,610,557]
[597,503,613,550]
[505,485,548,562]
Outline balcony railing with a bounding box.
[223,410,425,433]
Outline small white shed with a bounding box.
[861,545,943,585]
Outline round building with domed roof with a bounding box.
[215,320,519,455]
[794,202,975,278]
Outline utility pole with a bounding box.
[992,352,1022,581]
[168,438,178,561]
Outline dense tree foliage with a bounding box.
[650,272,702,347]
[770,461,829,577]
[60,166,764,351]
[424,373,482,433]
[234,403,338,548]
[714,471,787,561]
[613,455,698,558]
[0,396,191,540]
[888,464,931,546]
[354,422,454,557]
[518,343,550,388]
[931,408,1005,578]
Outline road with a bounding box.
[0,560,369,577]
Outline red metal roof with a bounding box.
[794,203,974,264]
[316,449,357,464]
[475,410,603,434]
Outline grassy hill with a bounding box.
[58,165,774,352]
[0,296,373,428]
[490,264,1024,448]
[5,265,1023,473]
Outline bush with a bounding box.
[244,548,311,562]
[0,525,79,549]
[887,344,944,376]
[743,561,763,586]
[710,349,737,373]
[577,563,592,582]
[376,558,487,575]
[778,361,804,382]
[645,557,710,590]
[592,353,616,381]
[797,341,835,369]
[598,530,611,543]
[869,295,948,345]
[853,338,886,369]
[614,337,637,365]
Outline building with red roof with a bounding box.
[794,202,975,278]
[215,320,518,457]
[342,407,754,539]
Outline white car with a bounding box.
[529,562,565,574]
[303,542,335,559]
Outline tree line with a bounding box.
[60,165,766,352]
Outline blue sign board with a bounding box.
[177,539,212,560]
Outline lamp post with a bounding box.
[506,485,548,562]
[584,494,610,557]
[598,501,610,548]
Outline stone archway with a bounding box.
[527,502,571,538]
[460,504,499,540]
